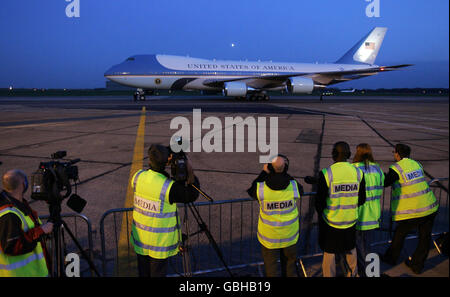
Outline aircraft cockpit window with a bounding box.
[126,57,135,61]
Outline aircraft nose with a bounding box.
[104,64,120,77]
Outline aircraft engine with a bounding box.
[222,81,248,97]
[286,77,315,94]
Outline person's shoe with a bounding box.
[404,257,422,275]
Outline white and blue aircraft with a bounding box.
[104,27,411,101]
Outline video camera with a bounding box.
[167,136,188,182]
[31,151,86,213]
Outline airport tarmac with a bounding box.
[0,95,448,277]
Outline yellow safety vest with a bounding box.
[353,162,384,231]
[0,206,48,277]
[256,180,300,249]
[130,169,179,259]
[322,162,362,229]
[390,158,438,221]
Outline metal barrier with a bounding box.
[39,212,96,277]
[99,178,449,277]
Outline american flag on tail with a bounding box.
[365,42,376,49]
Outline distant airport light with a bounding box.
[231,43,235,47]
[9,86,13,90]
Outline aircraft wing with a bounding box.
[202,64,413,88]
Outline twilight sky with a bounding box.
[0,0,448,89]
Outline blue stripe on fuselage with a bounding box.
[104,54,300,77]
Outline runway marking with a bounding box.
[364,118,448,133]
[117,106,146,276]
[328,106,449,122]
[1,122,71,129]
[0,112,142,127]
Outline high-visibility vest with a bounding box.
[389,158,438,221]
[256,180,300,249]
[130,169,179,259]
[0,206,48,277]
[353,162,384,230]
[322,162,362,229]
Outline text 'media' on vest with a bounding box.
[134,195,160,213]
[405,169,423,181]
[264,200,293,211]
[332,183,358,194]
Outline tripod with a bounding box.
[47,203,100,277]
[180,184,233,277]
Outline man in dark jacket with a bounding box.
[247,155,304,277]
[306,142,366,277]
[132,144,200,277]
[0,169,53,276]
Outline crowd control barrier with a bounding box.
[99,178,448,277]
[39,212,96,277]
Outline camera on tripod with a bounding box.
[30,151,86,213]
[167,136,188,182]
[29,151,98,276]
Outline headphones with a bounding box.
[267,154,290,174]
[23,176,28,194]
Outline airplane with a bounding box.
[104,27,411,101]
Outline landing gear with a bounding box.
[134,89,145,101]
[246,93,270,101]
[133,89,154,102]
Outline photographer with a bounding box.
[247,155,304,277]
[0,169,53,277]
[130,144,199,277]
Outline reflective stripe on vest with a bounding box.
[322,162,361,229]
[390,158,438,221]
[256,180,299,249]
[0,207,48,277]
[131,170,179,259]
[353,162,384,230]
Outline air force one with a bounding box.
[104,27,411,101]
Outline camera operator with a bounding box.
[247,155,304,277]
[0,169,53,277]
[130,144,199,277]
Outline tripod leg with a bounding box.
[433,239,442,255]
[298,258,308,277]
[188,203,233,277]
[61,220,100,277]
[181,207,192,277]
[51,222,66,277]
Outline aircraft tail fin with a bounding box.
[335,27,387,65]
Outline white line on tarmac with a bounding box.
[327,106,449,122]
